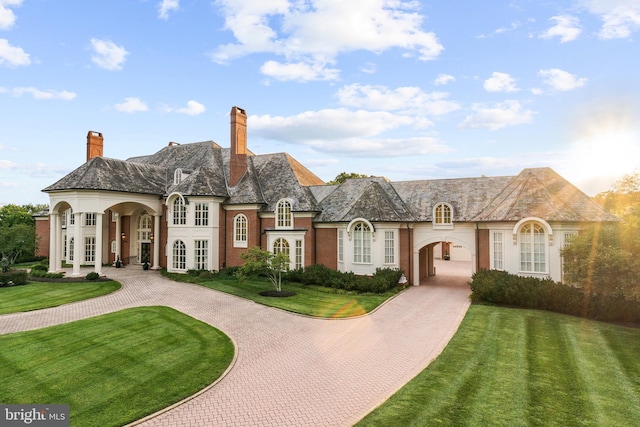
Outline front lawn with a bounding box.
[356,305,640,426]
[0,280,121,315]
[0,306,234,426]
[196,278,400,318]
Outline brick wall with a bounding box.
[315,228,337,269]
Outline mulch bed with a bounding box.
[258,290,297,298]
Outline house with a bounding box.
[39,106,617,285]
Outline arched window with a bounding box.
[353,222,372,263]
[276,199,292,229]
[174,168,183,185]
[520,223,546,273]
[138,214,152,241]
[434,203,452,225]
[172,240,186,270]
[173,197,186,225]
[234,214,248,247]
[273,238,290,256]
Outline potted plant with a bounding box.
[115,256,122,268]
[143,261,150,270]
[443,251,450,261]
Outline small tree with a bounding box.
[327,172,370,185]
[0,223,35,272]
[239,246,290,292]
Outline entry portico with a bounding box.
[48,191,163,276]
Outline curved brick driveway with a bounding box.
[0,261,471,426]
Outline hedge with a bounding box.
[469,269,640,323]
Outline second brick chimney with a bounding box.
[86,131,104,161]
[229,106,247,187]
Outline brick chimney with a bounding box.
[229,106,247,187]
[86,131,104,161]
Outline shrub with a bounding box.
[30,264,48,272]
[28,269,65,279]
[86,272,100,280]
[469,269,640,323]
[0,270,27,287]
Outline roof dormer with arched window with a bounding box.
[276,198,293,229]
[433,202,454,229]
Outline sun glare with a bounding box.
[565,125,640,195]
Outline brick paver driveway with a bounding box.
[0,261,471,426]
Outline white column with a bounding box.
[114,213,121,265]
[72,212,82,277]
[55,214,63,272]
[48,213,59,273]
[94,213,103,275]
[152,214,161,270]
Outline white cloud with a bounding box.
[162,100,206,115]
[90,38,128,70]
[261,60,340,82]
[459,100,536,130]
[0,159,17,169]
[158,0,179,20]
[580,0,640,39]
[0,38,30,67]
[114,97,148,113]
[360,62,377,74]
[539,15,581,43]
[539,68,587,91]
[0,0,21,30]
[336,84,460,116]
[212,0,443,81]
[434,73,455,86]
[1,86,76,100]
[483,72,519,93]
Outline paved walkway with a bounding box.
[0,261,471,427]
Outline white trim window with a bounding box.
[434,203,452,225]
[111,240,116,254]
[295,240,303,269]
[492,232,504,270]
[194,240,208,270]
[195,203,209,226]
[85,213,96,226]
[68,237,74,261]
[85,237,96,263]
[276,199,293,229]
[138,214,152,241]
[173,197,186,225]
[172,240,186,270]
[234,214,248,247]
[174,168,183,185]
[63,235,68,260]
[69,209,75,225]
[338,230,344,262]
[61,211,67,228]
[520,223,546,273]
[353,222,372,264]
[384,231,395,264]
[273,238,290,256]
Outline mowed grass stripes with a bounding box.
[0,306,234,427]
[0,281,121,314]
[357,305,640,427]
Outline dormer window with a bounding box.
[433,202,453,229]
[174,168,183,185]
[276,199,293,229]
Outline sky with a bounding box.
[1,0,640,206]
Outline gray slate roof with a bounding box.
[44,139,615,224]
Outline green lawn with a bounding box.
[197,278,399,318]
[357,305,640,427]
[0,281,121,315]
[0,306,234,427]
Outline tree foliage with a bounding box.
[238,246,290,292]
[326,172,370,185]
[563,172,640,302]
[0,204,45,270]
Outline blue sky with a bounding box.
[1,0,639,206]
